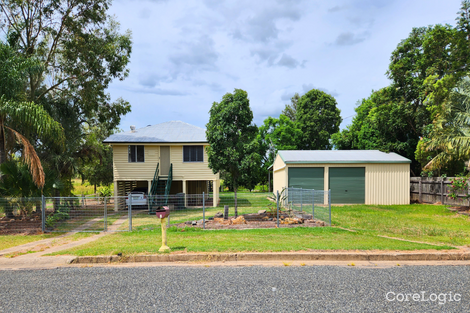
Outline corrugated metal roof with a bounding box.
[278,150,411,163]
[103,121,207,143]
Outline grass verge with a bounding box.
[51,227,452,256]
[0,233,63,251]
[331,204,470,246]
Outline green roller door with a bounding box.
[288,167,324,190]
[329,167,365,204]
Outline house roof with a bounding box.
[103,121,207,143]
[277,150,411,164]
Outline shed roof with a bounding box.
[103,121,207,143]
[278,150,411,164]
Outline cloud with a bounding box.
[192,79,225,93]
[138,74,168,88]
[276,54,305,69]
[123,86,190,96]
[333,32,369,46]
[347,16,374,27]
[231,7,302,43]
[281,91,297,101]
[250,40,293,65]
[170,36,218,69]
[139,8,152,19]
[328,5,345,13]
[302,84,339,97]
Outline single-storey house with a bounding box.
[273,150,411,205]
[103,121,220,207]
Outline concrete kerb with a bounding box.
[70,251,470,264]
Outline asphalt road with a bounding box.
[0,266,468,312]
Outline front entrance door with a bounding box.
[160,146,170,175]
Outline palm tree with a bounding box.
[424,78,470,170]
[0,41,64,189]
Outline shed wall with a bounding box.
[273,154,287,195]
[274,162,410,205]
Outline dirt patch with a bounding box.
[447,206,470,216]
[0,215,42,235]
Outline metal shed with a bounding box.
[273,150,411,205]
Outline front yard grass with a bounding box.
[331,204,470,246]
[52,227,452,256]
[43,203,470,256]
[0,233,63,251]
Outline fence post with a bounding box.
[41,195,46,232]
[128,195,132,231]
[312,190,315,220]
[224,205,229,220]
[300,188,303,212]
[418,177,422,203]
[104,197,107,232]
[328,189,332,226]
[203,192,205,230]
[82,194,85,207]
[440,179,444,205]
[276,190,280,228]
[168,214,170,228]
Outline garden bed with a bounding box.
[174,211,327,230]
[0,214,42,234]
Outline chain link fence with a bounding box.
[0,189,331,233]
[284,187,331,226]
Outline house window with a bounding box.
[183,146,204,162]
[128,145,145,162]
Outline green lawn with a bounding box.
[0,233,62,251]
[52,227,449,256]
[331,204,470,246]
[21,200,470,256]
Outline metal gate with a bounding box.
[44,196,132,232]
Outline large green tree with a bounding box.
[0,0,131,194]
[256,114,302,188]
[331,87,421,175]
[296,89,342,150]
[0,42,64,189]
[206,89,261,216]
[282,93,300,122]
[419,78,470,173]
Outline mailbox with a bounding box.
[155,206,170,219]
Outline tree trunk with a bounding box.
[234,187,238,218]
[0,123,6,169]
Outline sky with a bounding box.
[107,0,463,131]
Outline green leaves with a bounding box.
[206,89,261,191]
[0,98,65,150]
[296,88,342,150]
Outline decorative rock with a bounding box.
[191,221,197,226]
[197,219,204,224]
[208,217,214,220]
[214,212,223,218]
[184,221,192,225]
[232,216,246,225]
[268,218,273,221]
[258,210,267,214]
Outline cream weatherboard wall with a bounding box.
[112,144,218,181]
[112,143,220,207]
[273,157,410,205]
[113,145,160,180]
